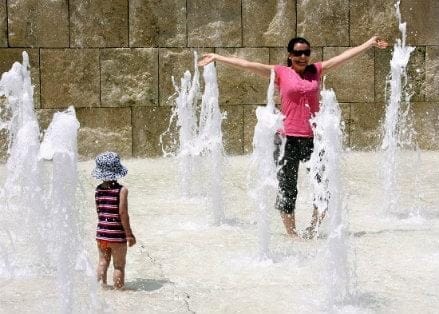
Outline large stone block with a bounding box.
[40,49,100,108]
[243,105,257,154]
[375,47,425,103]
[8,0,69,47]
[401,0,439,46]
[339,103,351,149]
[0,1,7,47]
[159,48,213,106]
[374,48,392,102]
[132,106,176,157]
[129,0,186,47]
[75,107,132,159]
[297,0,349,47]
[101,48,158,107]
[349,102,385,150]
[425,47,439,101]
[221,105,244,155]
[323,47,374,103]
[0,49,40,108]
[36,108,58,132]
[187,0,242,47]
[402,46,425,103]
[412,102,439,150]
[242,0,295,47]
[350,0,399,46]
[216,48,269,105]
[70,0,128,48]
[39,107,132,159]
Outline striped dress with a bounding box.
[95,181,127,243]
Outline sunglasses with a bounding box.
[291,49,311,57]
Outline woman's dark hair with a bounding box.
[287,37,311,67]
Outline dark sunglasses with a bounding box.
[291,49,311,57]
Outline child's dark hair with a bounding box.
[287,37,311,67]
[286,37,316,74]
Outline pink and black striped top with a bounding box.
[95,181,126,243]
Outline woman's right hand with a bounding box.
[368,36,388,49]
[198,53,217,66]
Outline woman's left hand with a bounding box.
[369,36,388,49]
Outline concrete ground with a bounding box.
[1,152,439,313]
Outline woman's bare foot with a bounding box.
[101,283,113,290]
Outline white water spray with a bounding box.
[198,63,225,225]
[171,52,200,197]
[39,107,83,312]
[249,70,282,260]
[381,0,415,215]
[0,52,47,276]
[0,54,100,312]
[310,88,349,309]
[249,70,283,259]
[162,55,226,224]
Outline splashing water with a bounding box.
[0,51,47,276]
[170,52,200,197]
[0,53,99,312]
[198,63,225,225]
[40,107,94,312]
[381,0,415,215]
[310,88,349,310]
[161,55,226,225]
[249,69,283,259]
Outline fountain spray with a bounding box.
[310,88,349,310]
[381,0,415,215]
[198,63,225,225]
[172,52,200,197]
[0,53,101,312]
[0,52,48,276]
[249,69,283,259]
[162,54,226,225]
[41,107,84,312]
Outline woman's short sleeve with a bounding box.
[314,62,323,78]
[274,65,285,85]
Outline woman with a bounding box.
[198,36,388,237]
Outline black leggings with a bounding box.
[274,135,314,214]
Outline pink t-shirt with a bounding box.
[274,63,322,137]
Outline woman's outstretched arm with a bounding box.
[322,36,388,74]
[198,53,274,78]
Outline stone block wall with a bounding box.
[0,0,438,160]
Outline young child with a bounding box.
[92,151,136,289]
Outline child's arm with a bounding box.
[119,186,136,247]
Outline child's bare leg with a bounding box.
[97,243,111,285]
[280,212,298,237]
[110,242,127,289]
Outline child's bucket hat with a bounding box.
[92,151,127,181]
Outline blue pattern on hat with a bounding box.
[92,152,127,181]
